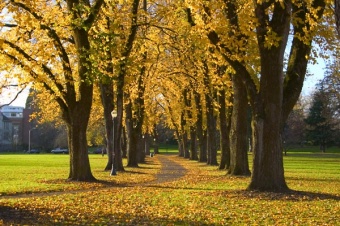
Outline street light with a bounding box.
[110,110,118,176]
[29,127,36,153]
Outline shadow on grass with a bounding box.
[236,189,340,201]
[140,184,340,202]
[121,170,149,175]
[286,176,340,183]
[0,204,205,226]
[0,205,46,226]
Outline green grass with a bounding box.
[0,149,339,225]
[0,153,159,196]
[285,145,340,153]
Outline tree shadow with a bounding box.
[0,204,212,226]
[286,176,340,183]
[0,205,47,225]
[236,189,340,201]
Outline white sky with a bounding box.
[302,59,326,96]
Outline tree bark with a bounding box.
[121,128,127,158]
[206,94,218,166]
[115,73,125,171]
[138,133,146,163]
[179,111,187,157]
[99,82,115,171]
[125,99,139,167]
[64,93,95,181]
[248,15,290,190]
[194,91,207,162]
[218,89,232,170]
[228,74,250,175]
[189,128,198,160]
[183,89,193,159]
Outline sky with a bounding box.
[302,59,326,95]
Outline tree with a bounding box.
[185,0,327,191]
[283,97,307,147]
[228,73,250,175]
[305,86,335,151]
[1,0,104,181]
[218,86,232,170]
[305,69,340,150]
[91,0,145,171]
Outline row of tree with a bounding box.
[0,0,339,191]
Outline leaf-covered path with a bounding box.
[143,154,187,185]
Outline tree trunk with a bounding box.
[179,112,186,157]
[177,134,183,157]
[199,131,208,162]
[248,48,289,191]
[138,133,145,163]
[206,93,218,166]
[228,75,250,175]
[115,74,125,171]
[144,133,150,156]
[181,131,189,158]
[99,82,115,171]
[152,125,159,154]
[189,128,198,160]
[248,113,288,191]
[121,127,127,158]
[194,91,207,162]
[65,100,95,181]
[184,90,193,159]
[125,100,139,167]
[202,62,218,165]
[218,89,232,170]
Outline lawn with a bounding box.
[0,148,339,225]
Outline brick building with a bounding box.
[0,106,32,151]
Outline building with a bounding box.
[0,106,32,151]
[0,112,13,149]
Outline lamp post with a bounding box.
[110,110,118,176]
[28,127,36,153]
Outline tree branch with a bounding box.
[0,86,27,108]
[2,40,66,100]
[10,0,73,84]
[84,0,105,28]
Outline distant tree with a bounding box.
[322,57,340,145]
[305,84,335,151]
[283,97,307,146]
